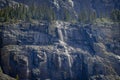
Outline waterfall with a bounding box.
[58,29,64,41]
[64,45,73,77]
[56,21,64,42]
[56,21,73,78]
[34,33,40,44]
[58,56,62,68]
[64,29,68,41]
[56,21,68,42]
[26,58,29,80]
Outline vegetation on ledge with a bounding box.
[0,3,120,23]
[0,3,56,22]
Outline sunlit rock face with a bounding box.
[0,21,120,80]
[0,71,16,80]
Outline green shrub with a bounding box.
[16,74,19,80]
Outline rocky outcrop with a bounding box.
[0,21,120,80]
[0,71,16,80]
[0,0,20,9]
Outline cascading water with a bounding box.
[58,28,64,41]
[26,61,29,80]
[56,21,73,78]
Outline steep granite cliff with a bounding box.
[0,0,120,80]
[0,21,120,80]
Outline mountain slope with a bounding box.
[13,0,119,17]
[0,21,120,80]
[0,0,120,80]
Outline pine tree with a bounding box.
[89,11,97,22]
[63,8,71,21]
[110,9,120,22]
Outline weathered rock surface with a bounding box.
[0,70,16,80]
[0,21,120,80]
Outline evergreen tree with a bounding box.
[110,9,120,22]
[89,11,97,22]
[63,8,71,21]
[0,3,57,22]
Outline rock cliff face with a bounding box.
[0,71,16,80]
[0,21,120,80]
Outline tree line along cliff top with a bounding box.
[0,1,120,23]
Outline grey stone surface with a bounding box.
[0,21,120,80]
[0,71,16,80]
